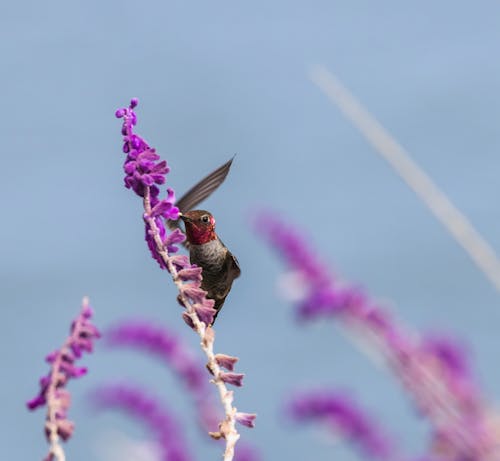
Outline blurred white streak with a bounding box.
[276,271,309,302]
[310,66,500,293]
[93,429,161,461]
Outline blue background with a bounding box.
[2,1,499,460]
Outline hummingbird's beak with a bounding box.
[179,214,192,223]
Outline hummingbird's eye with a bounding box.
[201,215,210,223]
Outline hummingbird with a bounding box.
[169,158,241,324]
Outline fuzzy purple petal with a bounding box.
[194,303,217,326]
[235,412,257,428]
[177,266,203,282]
[215,354,239,371]
[219,372,245,387]
[182,284,208,304]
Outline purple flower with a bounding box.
[256,212,499,460]
[288,390,394,460]
[235,412,257,428]
[116,99,180,267]
[27,297,100,459]
[219,372,245,387]
[177,266,203,282]
[193,300,217,326]
[105,321,206,391]
[165,228,187,254]
[420,335,472,384]
[256,212,331,287]
[104,320,221,431]
[215,354,239,371]
[90,384,193,461]
[170,254,190,270]
[182,284,209,304]
[255,212,367,321]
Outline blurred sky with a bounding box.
[1,1,500,460]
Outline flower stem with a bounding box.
[143,188,240,461]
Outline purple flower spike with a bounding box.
[288,391,394,460]
[90,384,193,461]
[105,320,207,395]
[116,99,181,265]
[255,212,331,287]
[27,297,100,461]
[421,335,472,383]
[104,321,225,433]
[256,212,500,460]
[255,212,362,321]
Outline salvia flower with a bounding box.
[105,320,220,431]
[116,99,254,461]
[215,354,239,372]
[105,320,206,391]
[26,297,100,461]
[235,412,257,429]
[256,212,500,460]
[116,99,180,268]
[91,384,192,461]
[219,372,245,387]
[288,390,394,460]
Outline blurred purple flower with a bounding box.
[103,320,262,460]
[232,443,262,461]
[104,320,220,431]
[288,390,394,460]
[256,212,500,461]
[421,335,472,384]
[105,320,205,390]
[26,297,100,460]
[91,384,192,461]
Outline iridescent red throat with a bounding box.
[185,224,217,245]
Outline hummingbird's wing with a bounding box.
[167,157,235,248]
[175,157,234,213]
